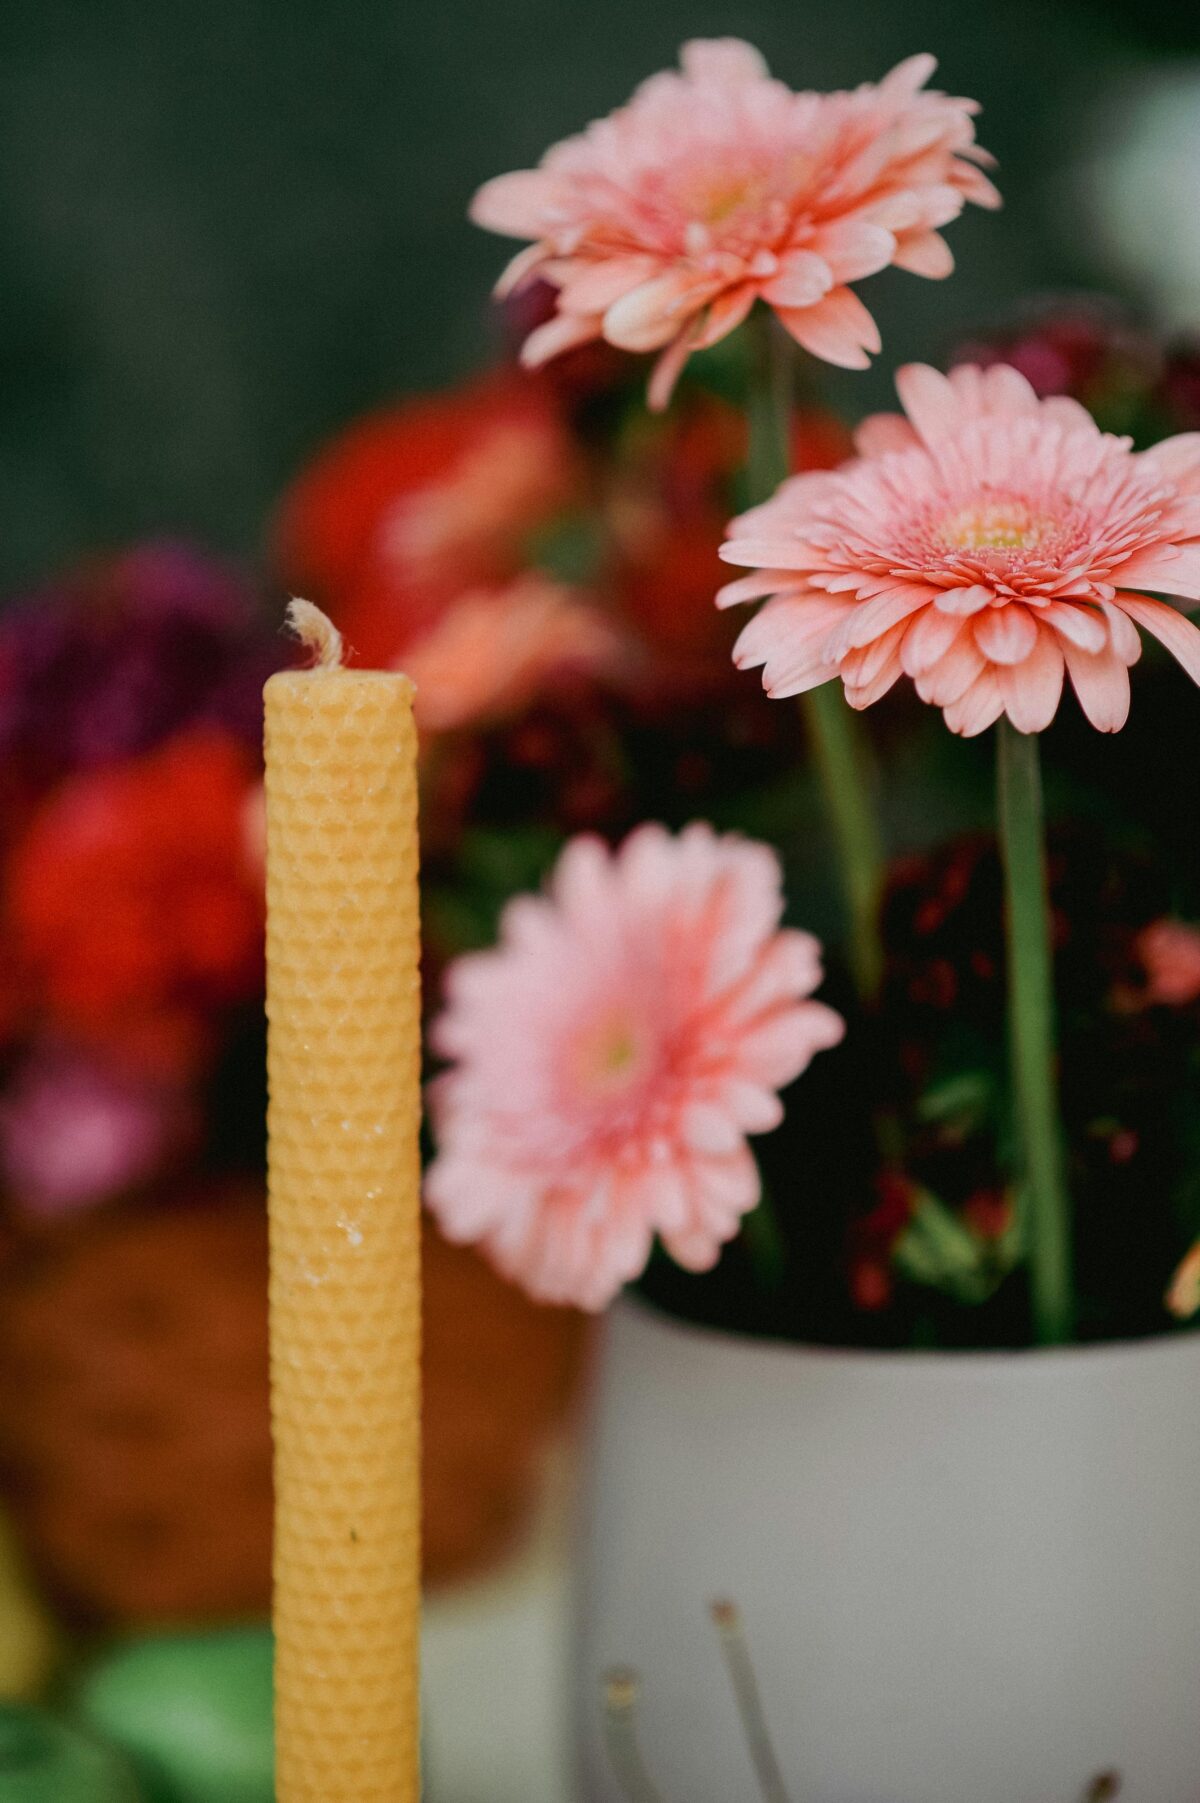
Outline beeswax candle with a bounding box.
[265,602,421,1802]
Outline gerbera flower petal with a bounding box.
[934,584,993,616]
[556,255,664,315]
[831,583,936,654]
[1138,434,1200,484]
[840,619,907,688]
[647,331,699,412]
[679,36,769,83]
[1116,544,1200,600]
[494,240,551,298]
[879,51,940,95]
[719,1080,786,1134]
[894,363,962,442]
[760,251,835,310]
[604,271,718,351]
[809,221,898,283]
[777,288,881,368]
[902,604,966,674]
[695,284,759,348]
[855,411,921,457]
[715,569,797,610]
[1100,599,1143,666]
[426,825,842,1309]
[736,1006,844,1083]
[844,645,905,708]
[469,168,570,236]
[943,668,1005,736]
[953,163,1003,209]
[682,1101,745,1155]
[892,230,955,277]
[1062,640,1131,732]
[1115,594,1200,686]
[520,312,603,367]
[734,595,846,697]
[915,630,986,706]
[998,627,1064,733]
[1040,600,1109,653]
[1038,394,1097,434]
[973,603,1039,664]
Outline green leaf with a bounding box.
[916,1070,997,1133]
[893,1188,1025,1308]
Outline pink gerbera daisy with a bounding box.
[719,362,1200,734]
[425,823,844,1309]
[470,41,998,409]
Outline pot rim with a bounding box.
[615,1288,1200,1376]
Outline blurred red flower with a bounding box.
[273,374,584,668]
[1136,918,1200,1007]
[8,731,264,1077]
[1160,341,1200,432]
[609,395,851,689]
[848,1172,915,1312]
[950,298,1162,436]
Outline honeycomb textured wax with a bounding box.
[265,654,421,1802]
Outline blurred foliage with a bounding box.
[76,1629,273,1803]
[0,1701,142,1802]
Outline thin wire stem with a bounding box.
[996,720,1073,1345]
[746,310,886,1002]
[710,1600,792,1803]
[602,1669,671,1803]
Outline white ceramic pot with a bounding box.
[574,1297,1200,1803]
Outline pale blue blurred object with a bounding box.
[1074,61,1200,331]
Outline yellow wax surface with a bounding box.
[265,668,421,1802]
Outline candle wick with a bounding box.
[285,598,345,670]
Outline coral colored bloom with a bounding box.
[404,576,624,734]
[1136,918,1200,1006]
[471,41,997,407]
[719,362,1200,734]
[273,377,582,667]
[425,823,844,1308]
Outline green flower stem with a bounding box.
[804,687,886,1001]
[996,719,1073,1345]
[747,311,886,1001]
[747,308,795,505]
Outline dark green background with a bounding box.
[1,0,1193,591]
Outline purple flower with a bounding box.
[0,541,283,789]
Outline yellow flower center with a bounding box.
[574,1011,644,1093]
[700,178,759,226]
[680,154,813,246]
[598,1024,639,1075]
[938,501,1048,553]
